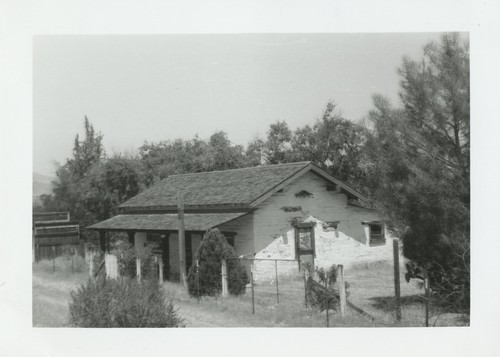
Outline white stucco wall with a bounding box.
[249,171,400,281]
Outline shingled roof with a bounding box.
[119,161,312,210]
[87,213,248,232]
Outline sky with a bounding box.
[33,33,443,176]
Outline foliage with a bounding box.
[111,238,159,279]
[187,229,249,297]
[291,101,366,188]
[306,265,349,312]
[82,156,143,222]
[363,33,470,312]
[315,264,338,286]
[263,120,294,164]
[40,118,143,226]
[139,132,247,187]
[68,277,183,327]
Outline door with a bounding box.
[295,224,315,271]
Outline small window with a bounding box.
[368,223,385,246]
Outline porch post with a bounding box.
[177,191,187,287]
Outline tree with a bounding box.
[187,229,248,297]
[139,131,248,187]
[82,156,143,222]
[263,120,293,164]
[245,137,266,166]
[292,101,366,188]
[364,33,470,312]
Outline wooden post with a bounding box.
[136,257,142,281]
[177,191,187,287]
[338,264,346,319]
[158,256,164,283]
[325,279,329,327]
[251,264,255,314]
[424,269,430,327]
[105,253,118,279]
[196,259,200,303]
[275,259,279,305]
[221,259,229,297]
[303,268,308,308]
[52,246,56,272]
[393,238,402,321]
[89,251,95,282]
[71,246,75,273]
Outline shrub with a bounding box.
[111,239,159,279]
[306,264,349,312]
[187,229,249,297]
[68,277,183,327]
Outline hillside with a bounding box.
[33,172,54,199]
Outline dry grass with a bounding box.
[33,257,466,327]
[32,256,89,327]
[164,273,384,327]
[345,261,468,326]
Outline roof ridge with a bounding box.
[165,161,312,179]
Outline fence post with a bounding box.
[196,259,200,303]
[105,253,118,279]
[338,264,346,319]
[424,269,430,327]
[393,238,402,321]
[136,257,142,281]
[71,246,75,273]
[251,264,255,314]
[89,251,95,282]
[158,256,164,283]
[221,259,229,297]
[303,268,308,308]
[325,279,329,327]
[275,259,279,305]
[52,246,56,273]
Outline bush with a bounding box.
[187,229,249,297]
[306,264,349,312]
[68,277,183,327]
[111,239,159,279]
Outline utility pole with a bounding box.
[177,191,187,287]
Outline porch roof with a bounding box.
[86,212,248,232]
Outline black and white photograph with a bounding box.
[1,0,499,356]
[31,32,470,328]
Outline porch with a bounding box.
[86,212,243,280]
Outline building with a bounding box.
[87,161,399,280]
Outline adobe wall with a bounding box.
[217,213,255,258]
[251,171,398,281]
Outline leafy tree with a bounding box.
[203,131,246,171]
[187,229,248,297]
[67,116,105,178]
[291,101,366,187]
[82,156,143,222]
[363,33,470,312]
[139,131,248,187]
[245,137,266,166]
[263,120,293,164]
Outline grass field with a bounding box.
[32,257,467,327]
